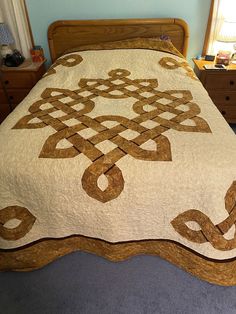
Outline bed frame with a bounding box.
[1,18,236,286]
[48,18,189,62]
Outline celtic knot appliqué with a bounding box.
[172,181,236,251]
[13,69,211,202]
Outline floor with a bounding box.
[2,252,236,314]
[0,124,236,314]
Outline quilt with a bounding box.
[0,39,236,279]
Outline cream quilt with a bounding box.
[0,43,236,260]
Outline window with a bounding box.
[206,0,236,55]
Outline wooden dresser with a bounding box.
[193,59,236,123]
[0,59,46,123]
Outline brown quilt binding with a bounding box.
[1,236,236,286]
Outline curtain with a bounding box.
[0,0,32,58]
[207,0,236,55]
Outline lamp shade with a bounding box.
[217,20,236,42]
[0,23,14,45]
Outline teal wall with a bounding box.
[26,0,211,64]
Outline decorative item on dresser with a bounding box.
[216,18,236,62]
[0,59,46,123]
[193,58,236,123]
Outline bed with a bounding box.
[0,18,236,286]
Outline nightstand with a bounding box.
[193,59,236,123]
[0,59,46,123]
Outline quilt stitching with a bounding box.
[13,68,211,202]
[172,181,236,251]
[44,54,83,77]
[159,57,198,81]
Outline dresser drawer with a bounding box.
[209,91,236,106]
[7,89,31,105]
[0,89,8,104]
[205,73,236,90]
[215,104,236,123]
[1,72,36,88]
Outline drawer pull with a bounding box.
[4,80,9,85]
[226,96,230,101]
[230,80,234,86]
[9,96,14,100]
[221,110,226,116]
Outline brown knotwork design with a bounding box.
[13,68,211,202]
[159,57,198,81]
[172,181,236,251]
[0,206,36,240]
[44,54,83,77]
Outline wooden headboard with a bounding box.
[48,18,189,62]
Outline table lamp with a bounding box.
[217,19,236,64]
[0,23,15,58]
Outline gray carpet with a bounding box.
[2,252,236,314]
[1,124,236,314]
